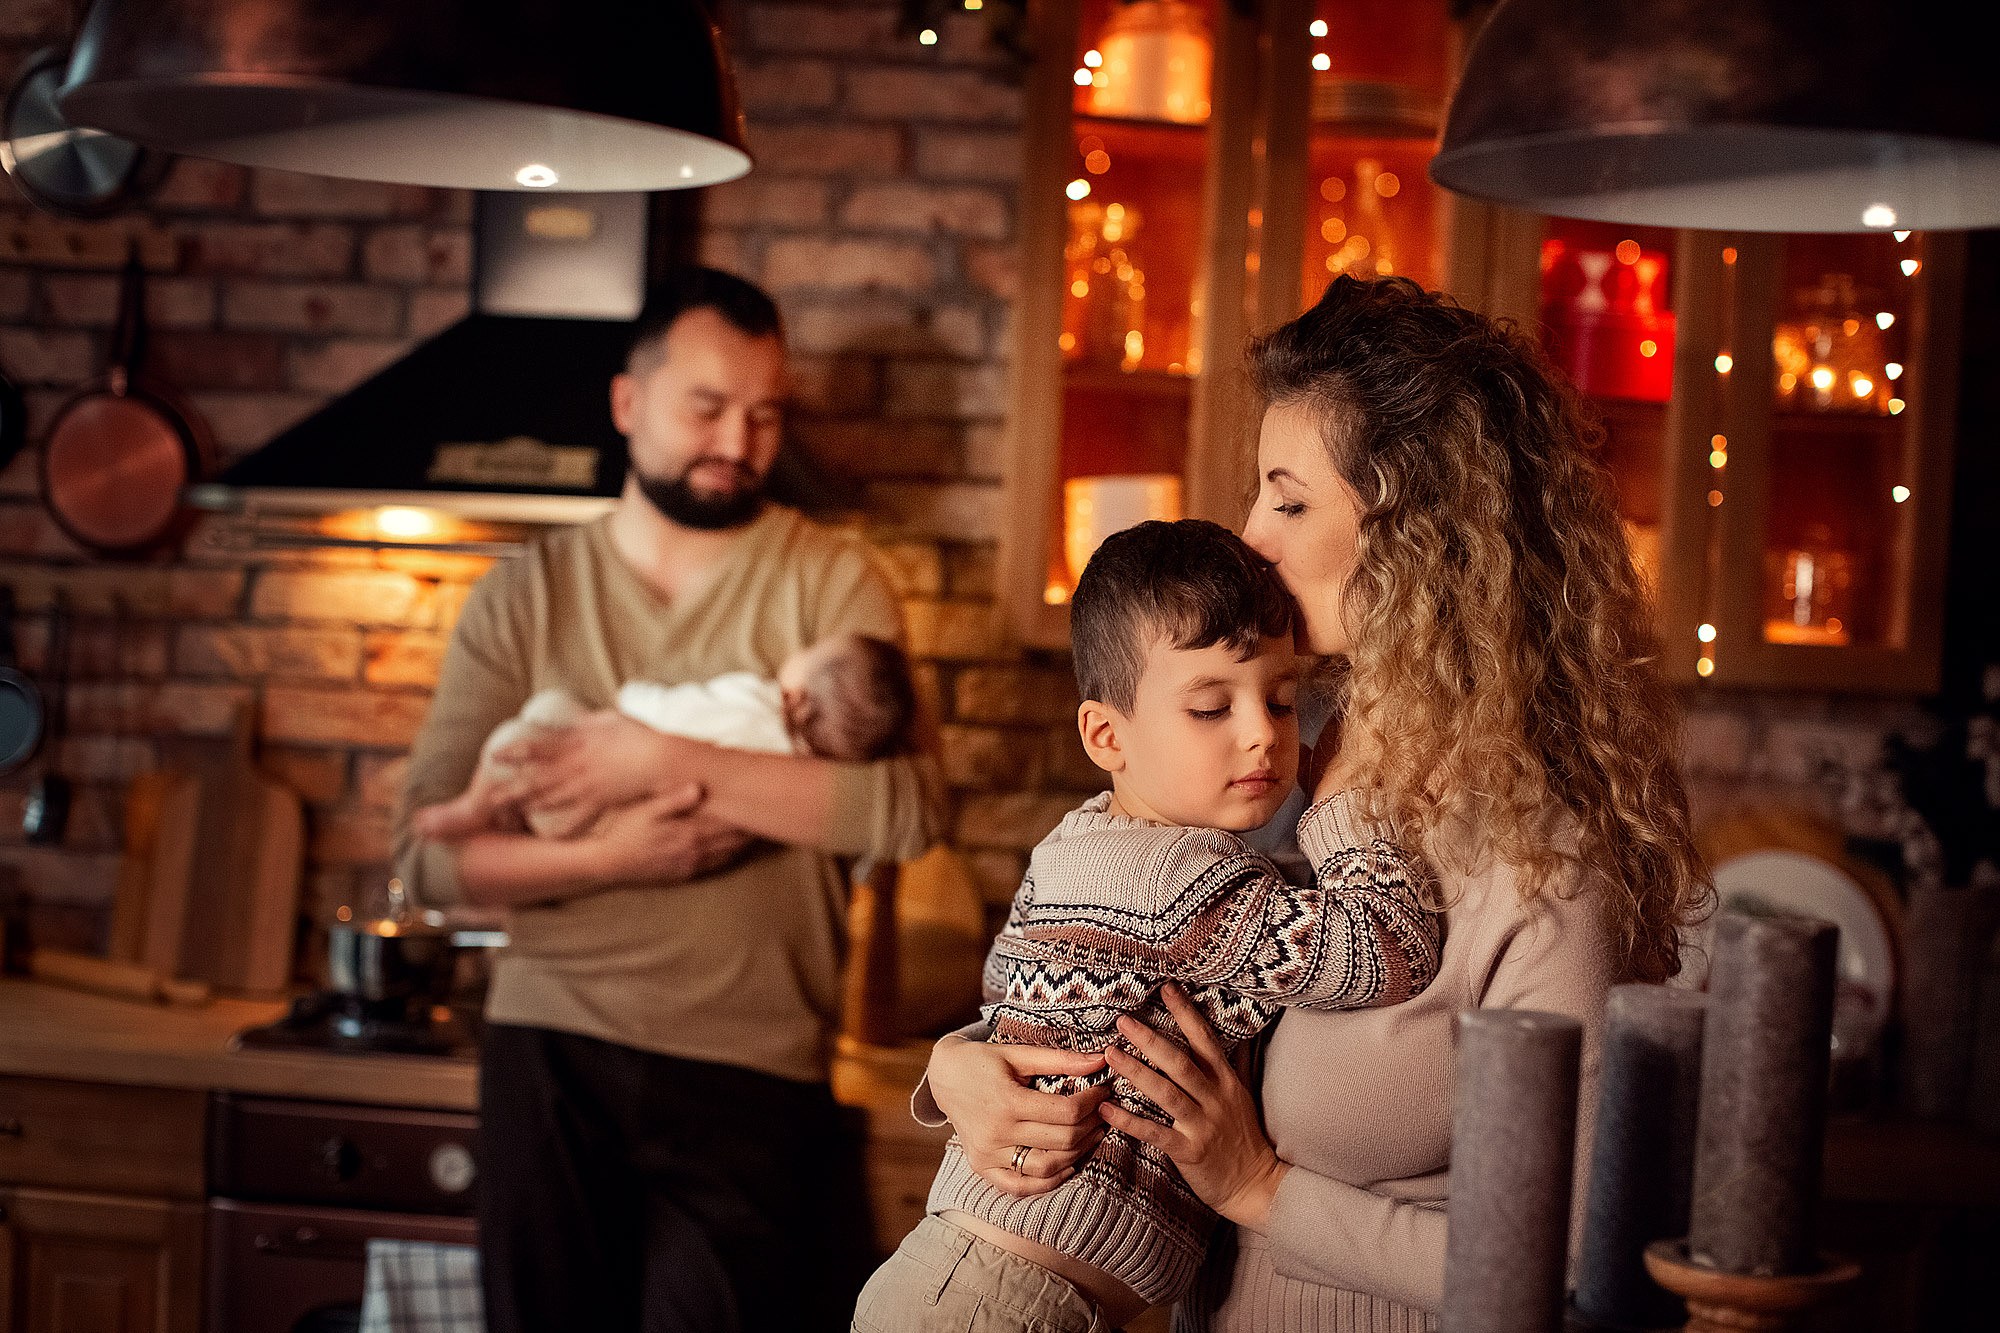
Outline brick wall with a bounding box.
[0,1,1944,987]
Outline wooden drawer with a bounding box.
[0,1076,206,1201]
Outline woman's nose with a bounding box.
[1241,509,1276,562]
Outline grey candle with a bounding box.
[1573,985,1708,1329]
[1687,911,1838,1276]
[1442,1009,1582,1333]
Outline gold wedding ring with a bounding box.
[1010,1144,1031,1174]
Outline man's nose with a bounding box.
[712,411,753,460]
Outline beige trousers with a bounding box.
[853,1215,1112,1333]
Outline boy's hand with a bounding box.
[489,711,693,815]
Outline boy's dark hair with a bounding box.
[800,634,918,762]
[627,266,783,369]
[1071,519,1297,712]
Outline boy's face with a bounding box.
[1083,633,1301,832]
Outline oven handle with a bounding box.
[251,1225,372,1263]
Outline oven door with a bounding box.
[206,1198,478,1333]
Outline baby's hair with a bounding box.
[1071,519,1297,713]
[799,634,917,761]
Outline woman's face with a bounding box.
[1241,400,1366,658]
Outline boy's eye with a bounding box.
[1269,701,1296,717]
[1188,706,1229,721]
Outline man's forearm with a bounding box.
[452,832,618,908]
[682,743,841,847]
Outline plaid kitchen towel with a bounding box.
[358,1239,484,1333]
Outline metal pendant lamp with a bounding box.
[1430,0,2000,232]
[56,0,751,192]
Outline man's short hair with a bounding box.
[1071,519,1297,713]
[628,266,783,369]
[799,634,918,762]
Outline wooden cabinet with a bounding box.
[1480,220,1964,692]
[0,1188,203,1333]
[999,0,1963,694]
[0,1078,206,1333]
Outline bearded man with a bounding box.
[395,267,943,1333]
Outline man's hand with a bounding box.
[489,711,694,816]
[580,787,755,888]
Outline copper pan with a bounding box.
[40,245,207,556]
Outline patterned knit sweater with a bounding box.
[927,790,1442,1307]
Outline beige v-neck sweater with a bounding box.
[393,506,944,1083]
[1175,831,1618,1332]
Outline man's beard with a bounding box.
[633,457,766,531]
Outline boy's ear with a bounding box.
[1077,699,1125,774]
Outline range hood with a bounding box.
[189,191,649,527]
[186,312,631,526]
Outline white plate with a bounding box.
[1707,848,1896,1055]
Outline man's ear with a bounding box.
[609,371,636,436]
[1077,699,1126,774]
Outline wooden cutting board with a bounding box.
[170,705,304,995]
[109,767,192,964]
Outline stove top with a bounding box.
[231,991,481,1060]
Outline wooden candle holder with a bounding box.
[1642,1241,1858,1333]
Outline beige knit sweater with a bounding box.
[1174,816,1618,1333]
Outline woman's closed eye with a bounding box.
[1272,500,1306,517]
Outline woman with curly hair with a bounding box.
[917,275,1712,1330]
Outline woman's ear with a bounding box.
[1077,700,1126,774]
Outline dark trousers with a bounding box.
[477,1022,874,1333]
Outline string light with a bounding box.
[1886,362,1904,380]
[1708,489,1724,507]
[1698,624,1717,643]
[1083,49,1102,67]
[1889,398,1906,414]
[1640,339,1658,357]
[1615,239,1640,264]
[1312,52,1331,71]
[918,28,937,45]
[1877,311,1895,329]
[1714,353,1733,374]
[1066,178,1090,200]
[1892,485,1912,503]
[1696,655,1716,678]
[1074,68,1092,86]
[1861,203,1897,228]
[1893,230,1911,242]
[1901,258,1922,276]
[1310,18,1329,36]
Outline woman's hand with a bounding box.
[490,711,695,815]
[1101,984,1290,1232]
[927,1033,1114,1198]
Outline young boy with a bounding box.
[853,519,1442,1332]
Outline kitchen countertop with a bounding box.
[0,978,479,1111]
[0,977,946,1129]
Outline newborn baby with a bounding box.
[476,632,915,838]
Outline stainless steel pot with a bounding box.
[325,879,460,1019]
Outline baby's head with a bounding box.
[776,633,917,762]
[1071,519,1301,832]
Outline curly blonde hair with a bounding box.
[1251,276,1711,982]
